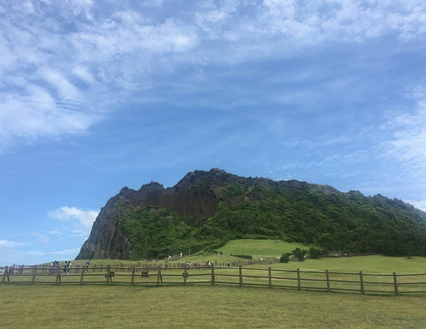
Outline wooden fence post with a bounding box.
[184,266,188,286]
[268,267,272,288]
[239,265,243,287]
[106,265,111,285]
[2,266,8,283]
[297,268,301,290]
[393,272,398,295]
[360,271,365,294]
[211,264,215,286]
[326,270,330,292]
[80,267,85,285]
[131,266,136,286]
[32,265,37,284]
[157,266,162,286]
[55,267,61,285]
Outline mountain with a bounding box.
[76,169,426,260]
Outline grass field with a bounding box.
[1,285,426,329]
[4,239,426,294]
[2,239,426,328]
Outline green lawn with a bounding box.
[1,285,425,329]
[2,239,426,328]
[217,239,307,257]
[272,255,426,273]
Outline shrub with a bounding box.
[280,253,292,263]
[308,246,324,259]
[292,248,308,261]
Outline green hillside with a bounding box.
[78,170,426,260]
[117,183,426,259]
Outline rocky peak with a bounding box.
[139,181,164,193]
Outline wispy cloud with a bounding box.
[48,206,99,228]
[19,250,45,256]
[404,199,426,212]
[0,240,27,248]
[31,232,50,244]
[263,84,426,209]
[49,248,80,255]
[380,86,426,167]
[48,231,63,236]
[1,1,426,152]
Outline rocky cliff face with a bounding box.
[76,194,132,260]
[76,169,234,259]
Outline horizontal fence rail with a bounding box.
[1,265,426,295]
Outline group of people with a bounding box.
[49,261,60,273]
[164,260,223,269]
[188,260,219,268]
[225,260,236,266]
[63,261,72,274]
[48,260,73,274]
[162,259,251,268]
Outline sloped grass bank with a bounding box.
[217,239,306,257]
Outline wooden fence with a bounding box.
[0,259,278,275]
[2,265,426,295]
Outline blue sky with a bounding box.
[1,0,426,266]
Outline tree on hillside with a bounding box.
[308,247,324,259]
[292,248,308,261]
[280,253,292,263]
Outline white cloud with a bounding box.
[404,199,426,212]
[380,86,426,177]
[62,0,94,18]
[141,0,164,7]
[40,68,83,102]
[48,206,99,228]
[195,0,238,29]
[0,86,97,152]
[1,0,426,153]
[48,231,63,236]
[49,248,80,255]
[23,1,35,14]
[0,240,27,248]
[31,232,50,244]
[19,250,45,256]
[72,65,96,84]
